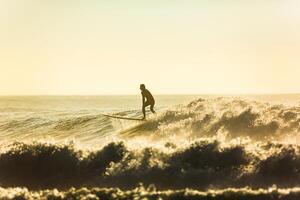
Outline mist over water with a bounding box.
[0,95,300,199]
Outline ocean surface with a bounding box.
[0,95,200,146]
[1,94,300,199]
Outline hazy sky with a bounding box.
[0,0,300,95]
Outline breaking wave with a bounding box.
[0,97,299,146]
[125,97,300,141]
[1,139,300,190]
[0,96,300,199]
[1,186,300,200]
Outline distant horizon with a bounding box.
[1,93,300,97]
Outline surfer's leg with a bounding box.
[142,105,146,119]
[150,103,155,113]
[143,101,150,119]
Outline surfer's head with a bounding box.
[140,84,146,91]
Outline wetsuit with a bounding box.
[141,89,155,118]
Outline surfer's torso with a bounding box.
[141,89,154,103]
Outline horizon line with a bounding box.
[0,93,300,97]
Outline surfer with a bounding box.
[140,84,155,120]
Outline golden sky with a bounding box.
[0,0,300,95]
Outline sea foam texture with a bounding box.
[0,97,300,200]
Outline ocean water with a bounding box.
[1,94,300,199]
[0,95,199,146]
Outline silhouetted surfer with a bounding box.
[140,84,155,119]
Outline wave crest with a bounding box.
[1,186,300,200]
[1,139,300,189]
[130,98,300,140]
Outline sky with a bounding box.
[0,0,300,95]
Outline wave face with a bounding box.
[0,109,142,146]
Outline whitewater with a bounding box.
[1,94,300,199]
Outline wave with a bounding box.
[1,139,300,190]
[0,112,136,144]
[1,186,300,200]
[0,97,300,193]
[124,97,300,140]
[0,97,299,145]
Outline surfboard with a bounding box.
[102,114,145,121]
